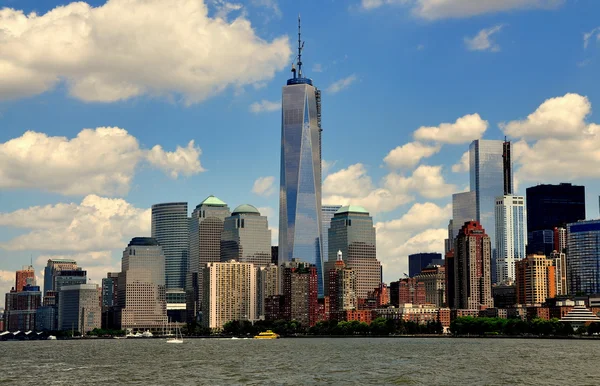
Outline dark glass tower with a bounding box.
[279,17,324,296]
[526,183,586,232]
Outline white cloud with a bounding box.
[0,195,151,252]
[322,159,338,176]
[501,93,591,140]
[252,176,276,197]
[413,113,488,144]
[412,0,563,20]
[326,74,357,94]
[361,0,410,10]
[0,0,291,104]
[251,0,282,18]
[384,142,441,168]
[249,99,281,113]
[377,202,451,232]
[465,25,504,52]
[0,128,203,196]
[0,270,15,308]
[312,63,324,73]
[384,165,456,199]
[584,27,600,49]
[452,151,470,173]
[146,140,205,178]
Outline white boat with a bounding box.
[47,335,57,340]
[166,323,183,344]
[142,330,153,338]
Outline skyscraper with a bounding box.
[452,221,493,309]
[494,195,526,283]
[281,258,318,328]
[257,264,279,320]
[515,254,556,305]
[279,18,324,296]
[452,191,476,242]
[221,204,271,267]
[408,253,443,278]
[566,220,600,295]
[328,251,358,320]
[328,205,381,299]
[322,205,342,263]
[526,183,585,232]
[151,202,189,293]
[15,265,35,292]
[58,284,101,334]
[4,284,41,331]
[43,259,78,295]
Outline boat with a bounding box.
[47,335,57,340]
[142,330,154,338]
[254,330,279,339]
[166,323,183,344]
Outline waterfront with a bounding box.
[1,338,599,385]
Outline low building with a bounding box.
[560,300,600,329]
[375,304,440,325]
[398,278,426,306]
[4,285,41,331]
[492,283,517,308]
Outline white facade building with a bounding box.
[495,195,526,284]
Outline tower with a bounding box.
[279,16,324,296]
[221,204,271,267]
[494,195,526,283]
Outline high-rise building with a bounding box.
[445,249,455,309]
[202,260,256,330]
[549,250,568,296]
[398,278,426,305]
[279,18,324,296]
[328,205,381,299]
[58,284,101,334]
[151,202,189,293]
[526,183,585,232]
[527,229,555,256]
[4,284,41,331]
[257,264,279,320]
[187,195,230,320]
[281,259,318,327]
[554,227,567,253]
[566,220,600,295]
[408,253,443,278]
[452,221,494,309]
[515,254,556,305]
[452,191,477,242]
[322,205,342,263]
[43,259,78,295]
[101,272,119,309]
[221,204,271,267]
[494,195,526,283]
[54,269,87,294]
[328,251,357,320]
[118,237,167,332]
[414,265,446,307]
[15,265,35,292]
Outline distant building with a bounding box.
[257,264,279,320]
[202,260,256,330]
[566,220,600,295]
[515,254,556,305]
[398,278,426,306]
[549,250,568,296]
[271,246,279,265]
[414,265,446,307]
[528,229,555,257]
[452,221,494,309]
[282,259,318,328]
[101,272,119,309]
[452,192,477,243]
[408,253,443,278]
[328,205,381,299]
[494,195,526,283]
[328,251,358,320]
[221,204,271,267]
[4,285,41,331]
[43,259,78,295]
[58,284,101,334]
[526,183,585,233]
[492,283,516,308]
[35,306,57,331]
[445,249,455,309]
[118,237,167,332]
[15,265,35,292]
[321,205,342,263]
[554,227,567,253]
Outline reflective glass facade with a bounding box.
[321,205,342,263]
[151,202,189,291]
[494,195,526,283]
[221,208,271,267]
[567,220,600,295]
[526,183,585,232]
[279,81,324,296]
[452,191,477,241]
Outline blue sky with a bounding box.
[1,0,599,305]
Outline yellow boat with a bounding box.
[254,330,280,339]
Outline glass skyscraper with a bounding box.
[322,205,342,263]
[221,204,272,267]
[151,202,189,292]
[279,21,324,296]
[494,195,526,283]
[567,220,600,295]
[452,191,477,241]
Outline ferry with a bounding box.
[254,330,279,339]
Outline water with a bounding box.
[1,338,599,385]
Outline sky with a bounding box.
[1,0,600,307]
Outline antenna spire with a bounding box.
[297,14,303,78]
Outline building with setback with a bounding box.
[328,205,381,300]
[58,284,101,334]
[414,265,446,307]
[322,205,342,263]
[279,19,324,296]
[221,204,271,267]
[43,259,78,295]
[452,221,494,309]
[408,253,443,278]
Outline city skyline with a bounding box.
[2,0,600,307]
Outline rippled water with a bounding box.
[1,338,599,385]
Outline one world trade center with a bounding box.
[278,17,324,296]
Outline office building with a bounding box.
[15,265,35,292]
[398,278,426,305]
[328,251,357,319]
[328,205,381,299]
[414,265,446,307]
[4,285,41,331]
[549,250,568,296]
[118,237,167,332]
[271,246,278,265]
[281,259,318,327]
[279,19,324,296]
[515,254,556,305]
[322,205,342,263]
[151,202,189,295]
[452,191,477,243]
[492,283,517,308]
[221,204,271,267]
[54,269,87,294]
[35,306,57,331]
[566,220,600,295]
[187,195,230,320]
[526,183,585,232]
[58,284,101,334]
[494,195,526,283]
[554,227,567,253]
[257,264,279,320]
[202,260,256,330]
[452,221,494,309]
[408,253,443,278]
[101,272,119,309]
[445,249,455,309]
[43,259,78,295]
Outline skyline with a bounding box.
[1,0,600,307]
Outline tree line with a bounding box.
[450,316,600,336]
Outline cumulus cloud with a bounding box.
[0,195,151,252]
[465,25,504,52]
[0,0,291,104]
[452,151,470,173]
[384,142,441,169]
[0,270,15,308]
[252,176,276,197]
[322,159,338,176]
[249,99,281,113]
[0,128,203,196]
[412,0,563,20]
[413,114,488,144]
[584,27,600,49]
[383,165,456,199]
[326,74,357,94]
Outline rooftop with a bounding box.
[128,237,160,247]
[232,204,260,216]
[335,205,369,215]
[198,195,227,208]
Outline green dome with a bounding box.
[199,195,227,207]
[232,204,260,215]
[335,205,369,215]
